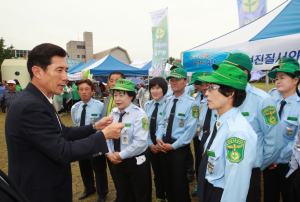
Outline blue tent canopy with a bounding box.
[69,59,99,74]
[67,61,84,73]
[84,55,149,76]
[141,61,152,70]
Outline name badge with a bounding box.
[178,113,185,117]
[287,117,298,121]
[121,135,129,144]
[91,114,98,116]
[125,123,131,127]
[159,112,163,115]
[207,150,215,157]
[241,112,249,116]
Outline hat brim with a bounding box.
[268,69,296,79]
[212,62,222,70]
[110,85,135,92]
[198,74,246,90]
[166,74,186,80]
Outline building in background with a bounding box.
[66,32,93,63]
[10,49,31,58]
[93,46,131,64]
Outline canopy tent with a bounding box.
[68,59,99,74]
[182,0,300,72]
[71,55,149,76]
[130,60,152,69]
[126,77,145,85]
[67,61,84,73]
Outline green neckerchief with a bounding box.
[107,95,115,116]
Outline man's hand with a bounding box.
[196,131,200,137]
[114,152,122,161]
[268,163,277,170]
[156,139,167,153]
[107,153,122,165]
[96,116,114,130]
[162,143,174,152]
[150,145,159,154]
[102,123,124,140]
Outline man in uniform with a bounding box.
[71,79,108,202]
[0,80,21,112]
[213,53,283,202]
[156,68,199,202]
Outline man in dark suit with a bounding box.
[0,169,30,202]
[5,43,124,202]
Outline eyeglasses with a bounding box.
[207,85,220,92]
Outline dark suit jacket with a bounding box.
[0,169,30,202]
[5,83,109,202]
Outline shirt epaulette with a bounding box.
[269,88,277,94]
[249,85,270,100]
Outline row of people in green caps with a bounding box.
[144,67,199,202]
[264,57,300,202]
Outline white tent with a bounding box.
[130,60,152,69]
[182,0,300,72]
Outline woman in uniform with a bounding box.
[196,64,257,202]
[264,63,300,202]
[106,79,151,202]
[144,77,168,202]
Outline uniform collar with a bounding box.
[81,98,93,107]
[41,91,53,104]
[154,96,166,105]
[216,107,239,130]
[246,83,252,93]
[175,91,186,102]
[279,92,299,105]
[117,102,134,114]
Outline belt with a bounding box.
[205,180,223,191]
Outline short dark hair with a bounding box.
[112,90,136,102]
[27,43,67,79]
[149,77,168,96]
[14,79,20,85]
[3,80,7,84]
[77,79,94,91]
[108,71,125,79]
[218,84,246,107]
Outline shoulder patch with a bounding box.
[192,106,199,118]
[226,137,245,163]
[190,90,195,97]
[142,118,149,131]
[262,106,278,125]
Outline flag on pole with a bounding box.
[237,0,266,27]
[150,8,169,76]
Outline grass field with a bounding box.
[0,82,274,202]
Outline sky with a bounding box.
[1,0,287,62]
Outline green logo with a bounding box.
[190,90,195,97]
[242,0,259,13]
[142,118,149,131]
[262,106,278,125]
[226,137,246,163]
[192,106,199,118]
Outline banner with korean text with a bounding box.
[237,0,266,27]
[183,34,300,71]
[150,8,168,76]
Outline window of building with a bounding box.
[77,55,80,58]
[16,50,19,53]
[17,54,19,57]
[77,45,85,49]
[20,54,23,57]
[15,71,20,76]
[82,55,86,58]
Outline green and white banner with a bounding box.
[150,8,168,76]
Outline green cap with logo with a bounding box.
[166,68,187,80]
[268,63,300,79]
[170,62,184,70]
[110,79,136,92]
[198,64,248,90]
[189,71,213,85]
[273,57,299,68]
[189,71,204,85]
[212,53,253,72]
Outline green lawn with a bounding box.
[0,82,273,201]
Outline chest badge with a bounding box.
[179,119,184,127]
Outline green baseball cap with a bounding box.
[273,57,299,68]
[190,72,213,85]
[110,79,136,92]
[166,68,187,80]
[199,64,248,90]
[189,71,204,85]
[170,62,184,70]
[268,63,300,79]
[212,53,253,72]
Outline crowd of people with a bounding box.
[1,42,300,202]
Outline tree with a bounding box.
[0,37,15,81]
[0,37,15,67]
[168,57,181,66]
